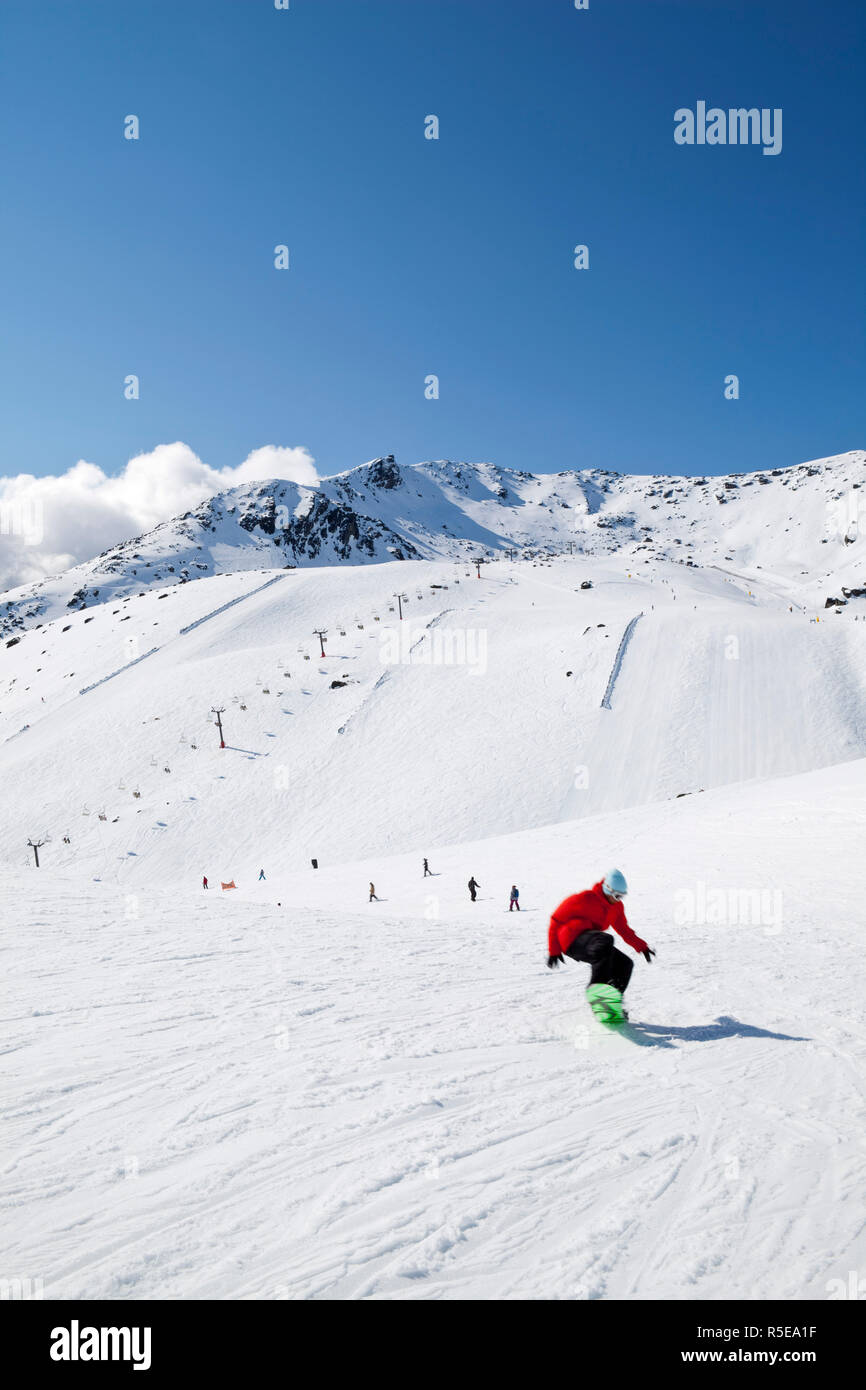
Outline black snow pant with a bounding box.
[565,930,633,994]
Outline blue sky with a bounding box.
[2,0,864,482]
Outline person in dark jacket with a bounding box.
[509,885,520,911]
[423,858,432,877]
[468,876,480,902]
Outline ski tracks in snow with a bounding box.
[4,870,865,1300]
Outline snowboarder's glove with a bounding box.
[547,954,565,969]
[642,947,656,963]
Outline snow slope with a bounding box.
[2,501,865,1302]
[1,556,864,880]
[4,757,865,1299]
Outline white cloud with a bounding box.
[232,446,319,487]
[0,442,318,593]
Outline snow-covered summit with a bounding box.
[2,449,864,639]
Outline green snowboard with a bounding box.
[587,983,627,1027]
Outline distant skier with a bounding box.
[258,869,266,881]
[509,884,520,911]
[369,882,379,902]
[423,858,432,877]
[546,869,654,1024]
[468,876,480,902]
[202,876,208,890]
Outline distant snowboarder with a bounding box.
[423,858,432,877]
[546,869,654,1025]
[509,884,520,911]
[258,869,266,881]
[468,876,480,902]
[369,882,379,902]
[202,876,208,890]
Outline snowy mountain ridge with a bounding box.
[2,448,864,640]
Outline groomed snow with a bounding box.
[3,756,865,1299]
[1,557,864,878]
[2,543,865,1299]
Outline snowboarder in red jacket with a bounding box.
[547,870,654,1004]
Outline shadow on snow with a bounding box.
[631,1015,810,1047]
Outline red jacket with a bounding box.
[548,881,647,957]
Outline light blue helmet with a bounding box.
[602,868,628,899]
